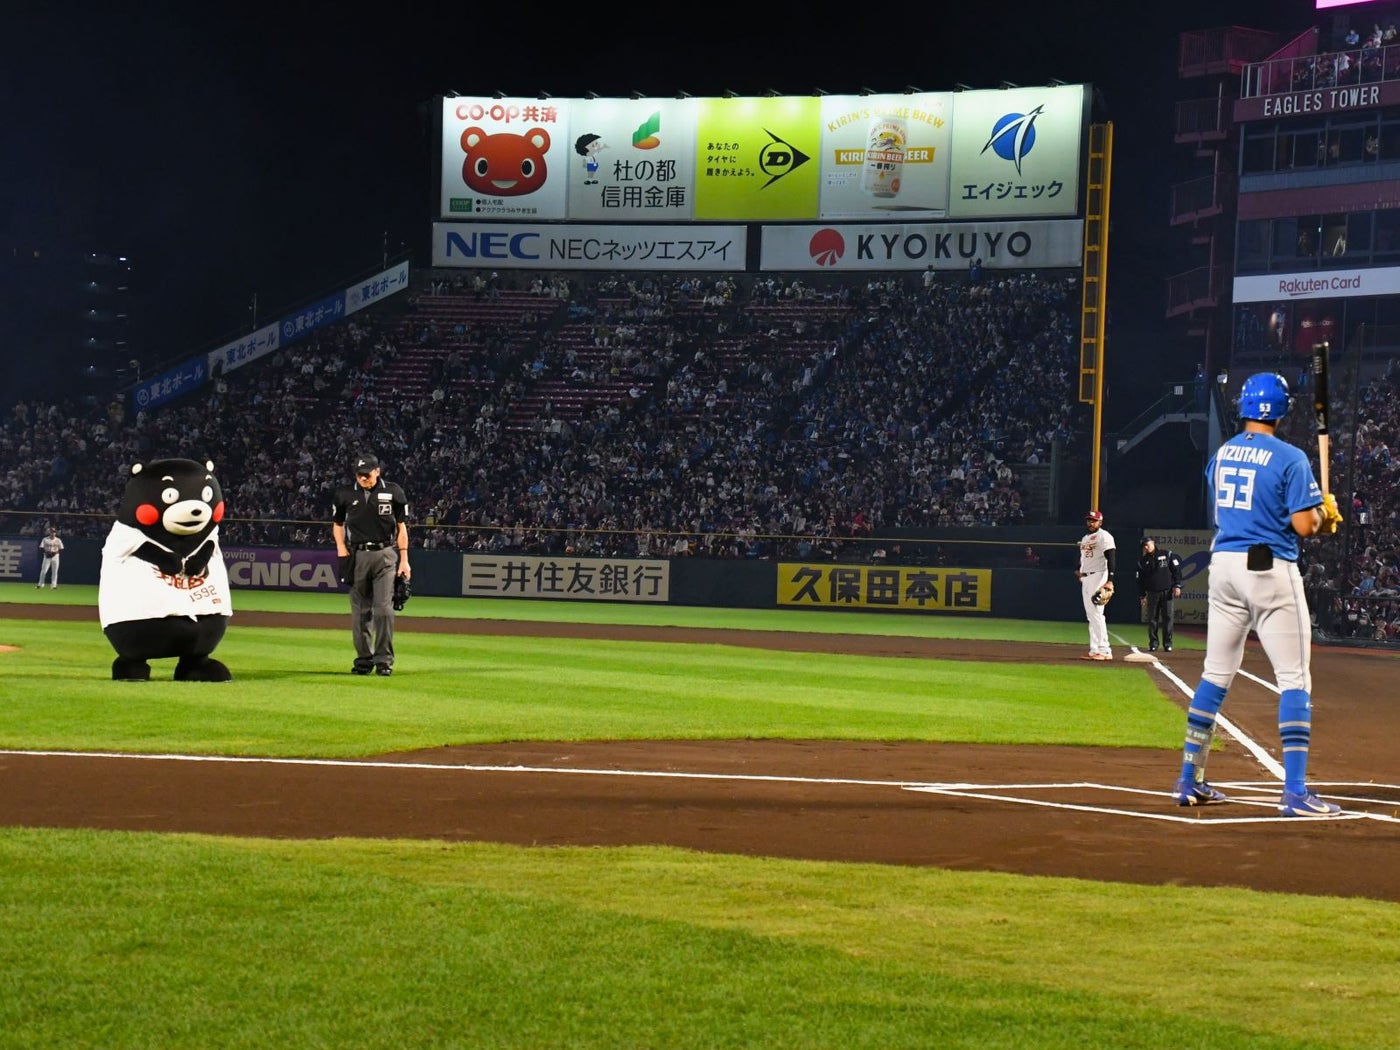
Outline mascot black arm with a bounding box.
[130,538,217,578]
[131,542,184,576]
[182,538,217,577]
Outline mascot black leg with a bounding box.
[173,616,232,682]
[105,624,155,681]
[173,655,232,682]
[111,656,152,681]
[106,616,231,682]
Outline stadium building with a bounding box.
[1171,0,1400,640]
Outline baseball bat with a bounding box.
[1311,341,1330,494]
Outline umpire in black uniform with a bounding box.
[1135,536,1182,652]
[332,453,411,676]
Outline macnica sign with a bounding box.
[224,548,340,591]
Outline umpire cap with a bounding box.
[353,453,379,475]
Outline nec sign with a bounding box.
[445,230,540,260]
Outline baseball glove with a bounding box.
[1091,581,1115,606]
[392,573,411,611]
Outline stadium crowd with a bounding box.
[1297,356,1400,639]
[11,265,1400,643]
[2,267,1087,564]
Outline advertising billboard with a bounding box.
[945,84,1087,219]
[777,562,992,613]
[817,93,953,219]
[462,554,670,601]
[1233,264,1400,304]
[438,87,1088,225]
[760,219,1083,271]
[432,222,748,271]
[692,95,823,220]
[441,96,570,220]
[565,98,699,221]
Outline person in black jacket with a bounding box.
[1136,537,1182,652]
[331,453,411,676]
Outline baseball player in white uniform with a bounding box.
[1075,509,1116,660]
[37,527,64,588]
[1173,372,1345,816]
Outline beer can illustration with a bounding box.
[861,116,906,198]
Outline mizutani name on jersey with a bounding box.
[1217,444,1274,465]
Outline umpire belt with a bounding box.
[353,541,390,551]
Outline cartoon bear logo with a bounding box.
[460,126,551,196]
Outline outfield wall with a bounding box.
[1,535,1129,625]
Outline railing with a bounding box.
[1175,96,1228,140]
[1110,379,1215,458]
[1169,174,1234,224]
[1179,26,1285,76]
[1165,266,1220,316]
[1243,42,1400,98]
[1119,381,1210,436]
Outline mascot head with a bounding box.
[118,458,224,554]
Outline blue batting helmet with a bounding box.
[1238,372,1292,422]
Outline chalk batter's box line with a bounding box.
[905,782,1398,823]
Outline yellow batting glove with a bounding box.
[1319,492,1344,534]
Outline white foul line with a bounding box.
[2,749,1396,823]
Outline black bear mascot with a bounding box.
[98,458,233,682]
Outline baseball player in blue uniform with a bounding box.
[1172,372,1345,816]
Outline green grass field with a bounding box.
[2,583,1397,1048]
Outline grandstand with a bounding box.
[1,265,1087,566]
[5,274,1393,631]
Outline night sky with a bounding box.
[4,0,1319,408]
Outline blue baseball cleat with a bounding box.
[1172,777,1228,806]
[1277,790,1342,817]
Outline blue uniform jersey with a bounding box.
[1205,430,1321,561]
